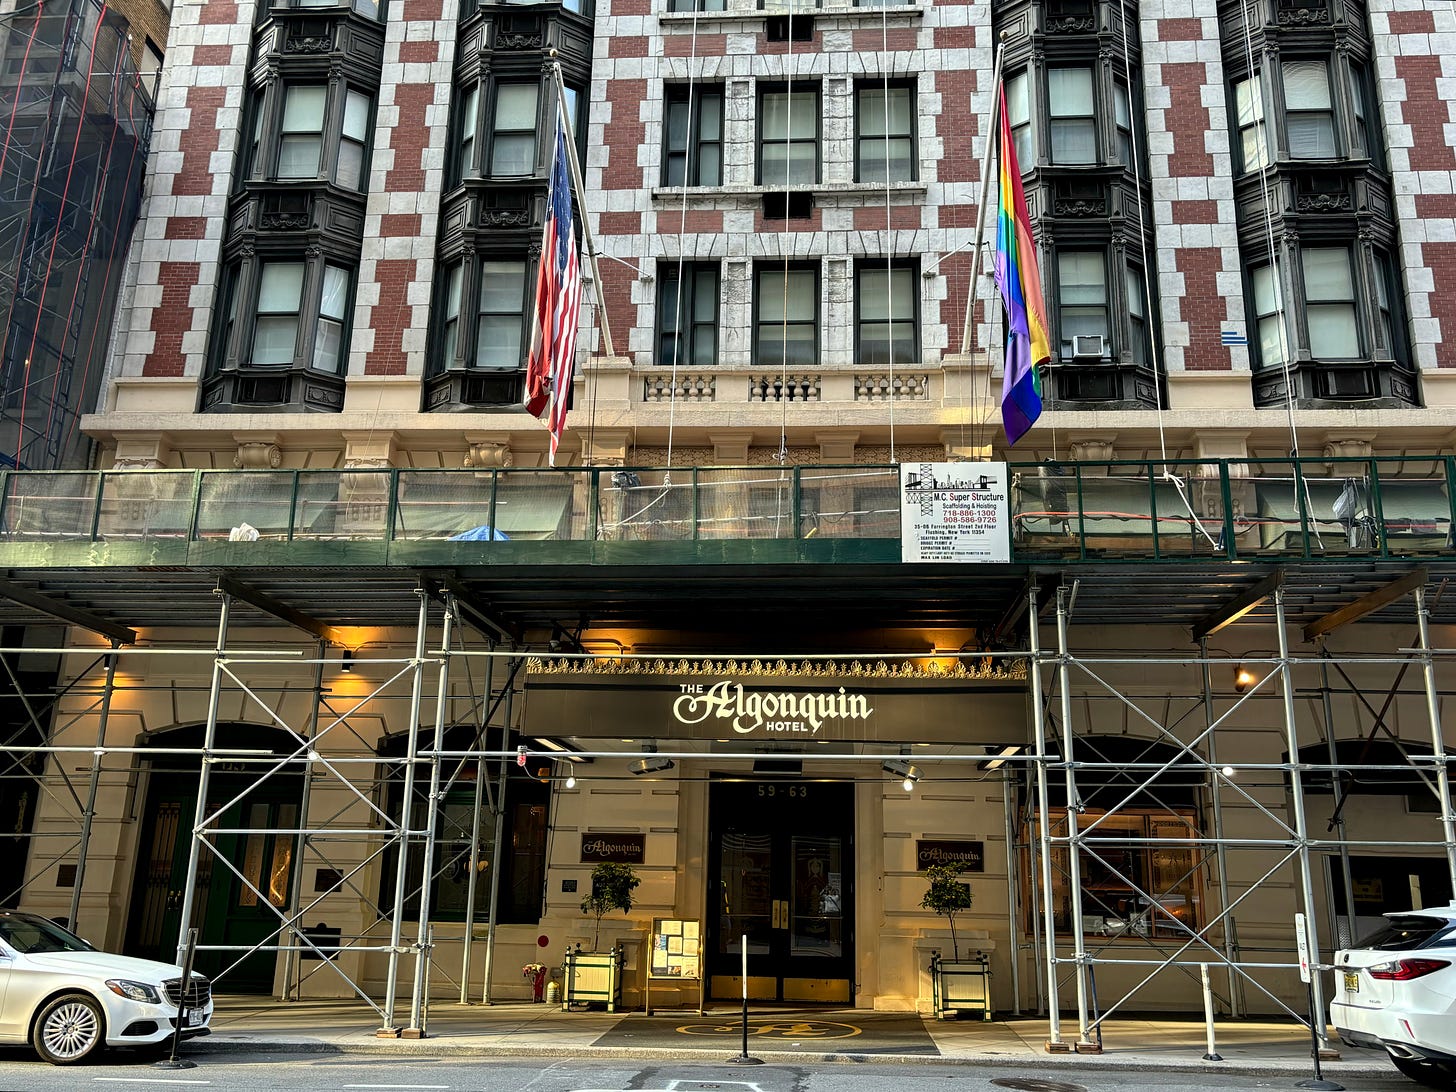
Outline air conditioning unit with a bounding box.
[1071,334,1107,359]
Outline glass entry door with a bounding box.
[707,778,853,1002]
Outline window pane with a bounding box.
[337,143,365,190]
[252,317,298,365]
[1308,305,1359,357]
[278,136,321,178]
[343,90,371,142]
[1007,72,1030,129]
[1058,252,1105,304]
[1302,248,1352,300]
[1287,115,1336,158]
[1282,60,1331,109]
[496,84,539,127]
[282,86,326,130]
[1048,68,1094,115]
[1125,266,1145,318]
[476,319,523,366]
[1252,263,1279,315]
[313,319,344,373]
[321,264,350,321]
[258,263,304,310]
[859,87,910,136]
[762,92,817,139]
[479,261,526,312]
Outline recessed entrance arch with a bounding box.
[125,723,304,993]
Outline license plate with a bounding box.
[1344,971,1360,992]
[185,1010,206,1028]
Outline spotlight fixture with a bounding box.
[340,649,354,673]
[629,743,675,776]
[1221,765,1236,778]
[1233,663,1255,693]
[565,773,576,789]
[882,756,921,791]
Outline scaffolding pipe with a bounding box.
[1198,637,1242,1017]
[1315,646,1357,950]
[175,594,232,965]
[1027,585,1061,1044]
[1002,765,1022,1015]
[460,641,495,1004]
[410,603,456,1031]
[69,642,118,929]
[279,641,326,1001]
[1055,586,1092,1044]
[382,589,432,1032]
[1415,585,1456,890]
[1025,778,1045,1015]
[1274,587,1328,1047]
[480,659,514,1003]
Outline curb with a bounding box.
[185,1036,1399,1078]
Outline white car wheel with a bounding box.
[32,993,105,1065]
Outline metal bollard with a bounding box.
[1201,963,1223,1062]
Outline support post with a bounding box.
[279,640,326,1001]
[1316,646,1358,950]
[459,643,495,1004]
[1027,585,1064,1049]
[70,641,120,929]
[1199,637,1243,1017]
[408,603,455,1034]
[1275,588,1330,1052]
[1002,765,1022,1015]
[175,595,232,965]
[480,658,514,1003]
[382,589,432,1034]
[1054,586,1093,1048]
[1415,585,1456,890]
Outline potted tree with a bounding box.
[921,863,990,1020]
[563,862,640,1011]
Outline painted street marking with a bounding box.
[341,1086,451,1090]
[92,1081,212,1087]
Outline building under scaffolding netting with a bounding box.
[0,0,152,471]
[0,460,1451,1049]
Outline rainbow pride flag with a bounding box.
[992,82,1050,447]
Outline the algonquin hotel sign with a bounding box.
[522,658,1029,745]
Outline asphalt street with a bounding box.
[0,1051,1424,1092]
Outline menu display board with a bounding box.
[649,918,701,979]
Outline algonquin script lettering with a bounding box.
[672,681,873,735]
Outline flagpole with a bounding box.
[959,38,1006,361]
[550,55,616,360]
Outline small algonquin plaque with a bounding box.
[580,832,645,864]
[915,839,985,873]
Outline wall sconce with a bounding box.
[565,773,576,789]
[1233,663,1255,693]
[341,649,354,673]
[629,743,674,776]
[883,756,921,791]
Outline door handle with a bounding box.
[772,899,788,929]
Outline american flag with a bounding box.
[524,120,582,465]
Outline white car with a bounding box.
[0,911,212,1064]
[1331,905,1456,1089]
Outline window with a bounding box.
[1350,62,1378,165]
[1056,251,1108,358]
[658,262,720,367]
[1049,67,1096,165]
[1251,261,1286,368]
[440,263,463,366]
[755,263,818,366]
[668,0,725,10]
[1006,71,1033,169]
[1374,249,1408,362]
[1233,74,1268,172]
[856,83,915,183]
[337,90,371,191]
[1126,264,1148,366]
[663,87,724,186]
[489,83,539,177]
[252,263,305,365]
[1302,247,1358,358]
[1283,59,1335,159]
[476,260,528,368]
[278,86,326,178]
[856,262,917,364]
[140,40,163,99]
[380,763,550,924]
[1114,82,1132,166]
[1032,808,1202,939]
[454,84,479,185]
[759,87,818,186]
[313,264,352,373]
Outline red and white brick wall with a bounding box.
[114,0,256,380]
[1139,0,1243,376]
[582,0,990,369]
[352,0,460,377]
[1369,0,1456,374]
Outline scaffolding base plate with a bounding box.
[1044,1041,1072,1054]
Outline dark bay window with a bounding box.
[664,86,724,186]
[755,263,818,366]
[252,262,306,365]
[1283,59,1336,159]
[1005,62,1140,170]
[856,261,917,364]
[759,85,819,185]
[1055,250,1109,359]
[658,262,720,367]
[247,82,375,190]
[1302,247,1358,358]
[476,260,529,368]
[856,82,915,182]
[489,83,540,177]
[1049,67,1096,164]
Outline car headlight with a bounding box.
[105,979,162,1003]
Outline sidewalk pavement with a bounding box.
[197,997,1397,1078]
